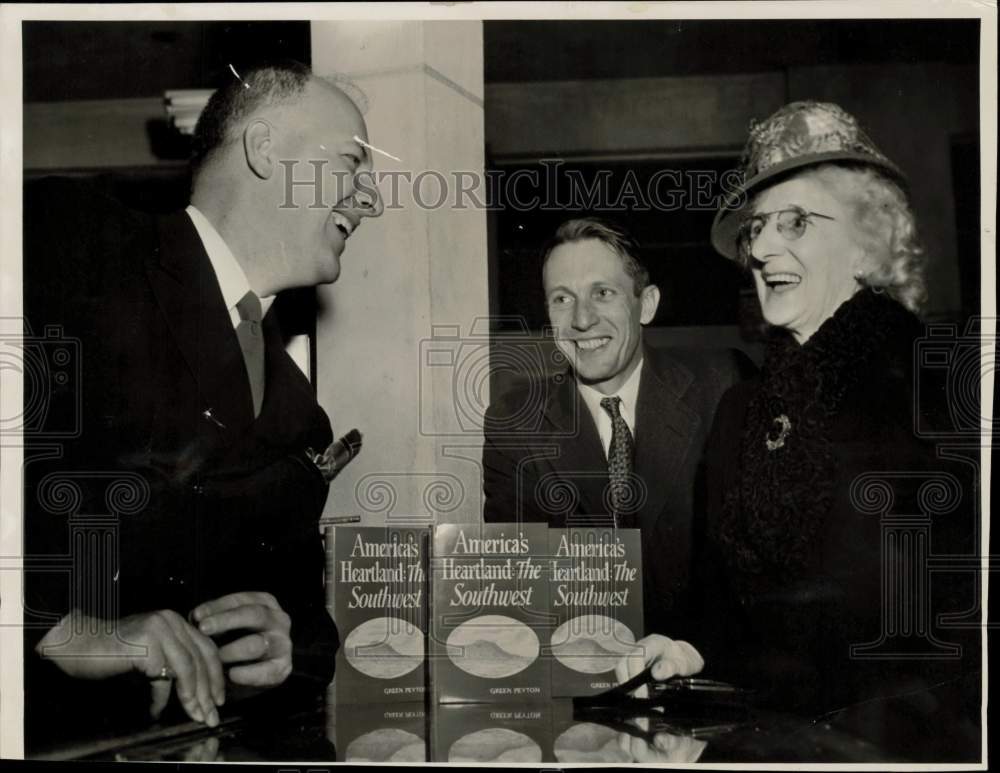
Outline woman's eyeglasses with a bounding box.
[737,205,835,259]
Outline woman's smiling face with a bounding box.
[745,172,866,343]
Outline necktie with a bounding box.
[235,290,265,417]
[600,396,635,528]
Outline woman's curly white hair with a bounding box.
[737,162,928,314]
[807,163,927,314]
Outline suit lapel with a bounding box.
[251,312,329,450]
[544,372,608,517]
[146,212,255,442]
[633,350,700,534]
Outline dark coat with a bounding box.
[22,178,338,745]
[697,290,980,722]
[482,345,752,635]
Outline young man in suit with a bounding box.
[482,218,750,636]
[23,61,382,741]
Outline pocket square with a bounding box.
[307,428,363,483]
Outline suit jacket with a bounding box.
[482,345,751,635]
[22,178,337,744]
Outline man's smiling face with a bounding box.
[268,80,382,289]
[544,238,660,396]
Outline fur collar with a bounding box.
[717,289,919,580]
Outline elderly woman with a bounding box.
[619,102,978,732]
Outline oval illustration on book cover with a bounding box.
[343,616,424,679]
[445,614,539,679]
[550,614,636,674]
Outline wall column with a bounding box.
[311,22,487,525]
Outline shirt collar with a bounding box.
[185,205,275,317]
[576,356,644,423]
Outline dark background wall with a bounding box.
[23,21,312,207]
[23,21,311,101]
[22,19,982,340]
[483,19,981,342]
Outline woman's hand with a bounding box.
[191,591,293,687]
[36,609,224,726]
[614,634,704,697]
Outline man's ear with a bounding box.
[639,284,661,325]
[243,120,275,180]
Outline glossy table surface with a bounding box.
[34,673,980,764]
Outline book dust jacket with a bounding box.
[429,522,551,703]
[331,525,429,703]
[547,527,643,697]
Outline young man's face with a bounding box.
[265,80,383,290]
[543,238,659,395]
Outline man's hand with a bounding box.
[36,610,224,726]
[614,634,704,697]
[191,591,293,687]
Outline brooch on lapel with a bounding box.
[765,414,792,451]
[307,428,363,483]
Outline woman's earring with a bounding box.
[857,271,884,294]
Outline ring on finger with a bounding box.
[151,665,176,681]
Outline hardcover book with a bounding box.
[547,527,643,697]
[330,525,429,703]
[428,522,551,703]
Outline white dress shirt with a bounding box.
[577,358,643,459]
[185,205,274,326]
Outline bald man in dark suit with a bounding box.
[23,60,382,744]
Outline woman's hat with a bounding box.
[710,101,907,260]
